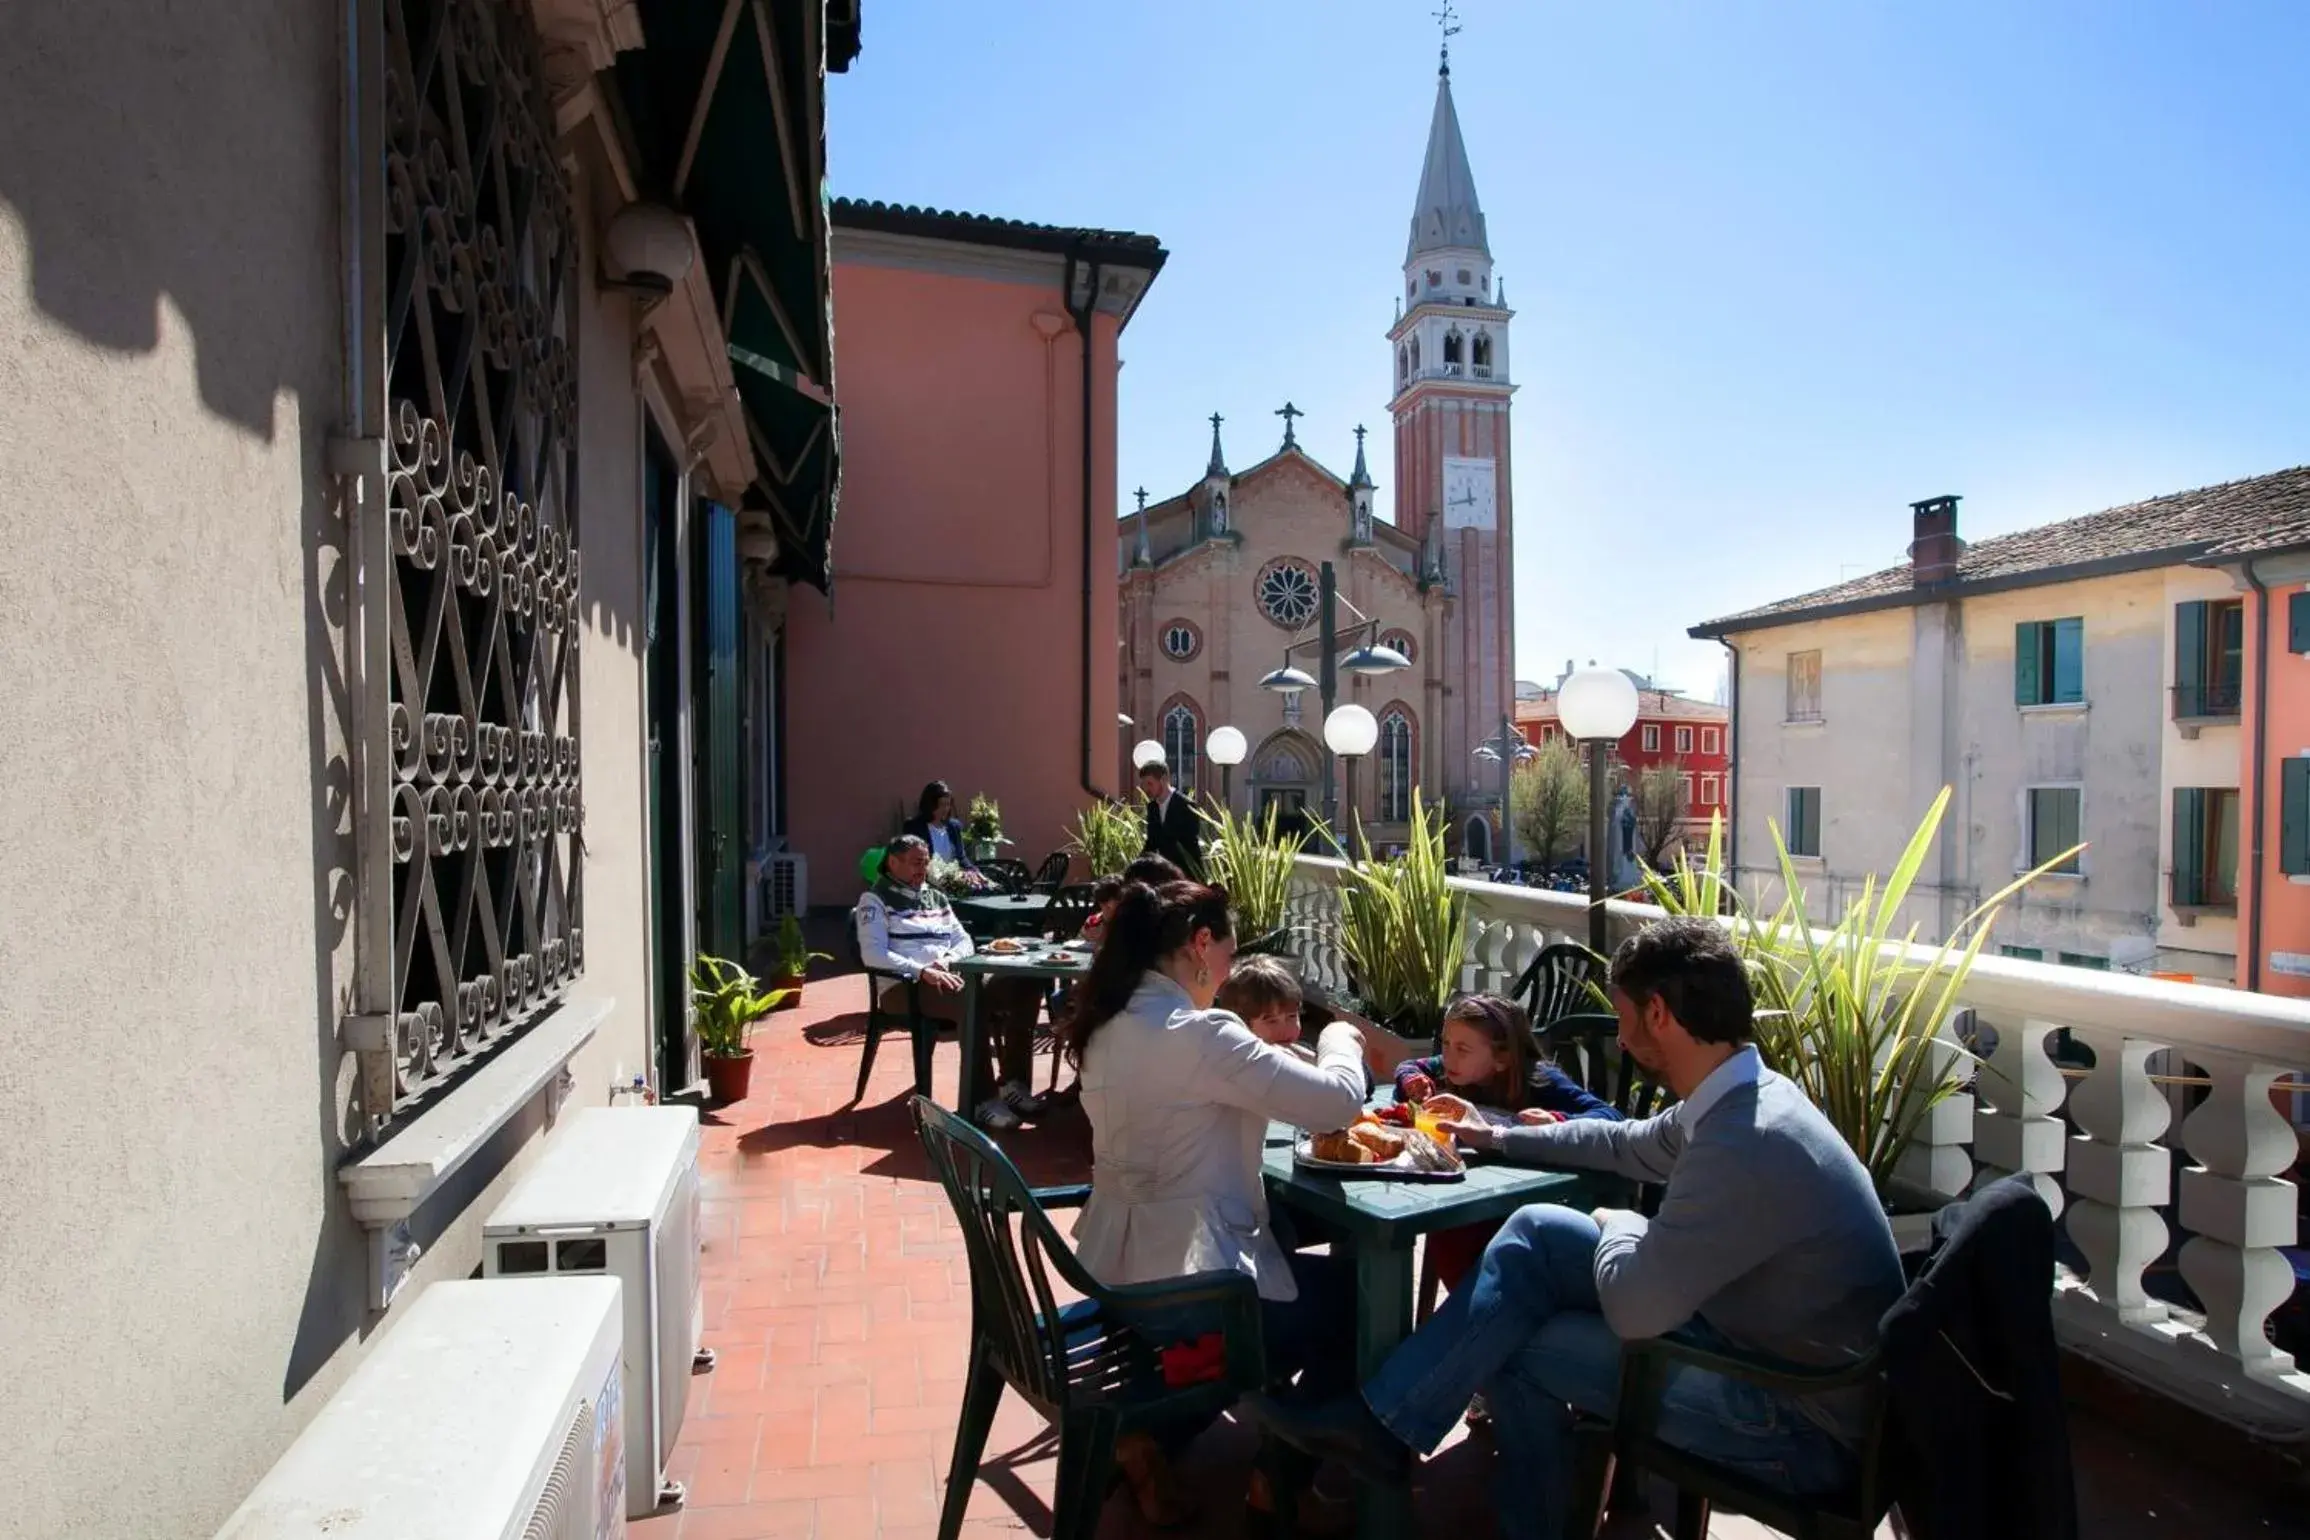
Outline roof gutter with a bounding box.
[2244,559,2271,992]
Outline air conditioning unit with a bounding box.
[485,1106,707,1518]
[214,1277,624,1539]
[763,851,807,918]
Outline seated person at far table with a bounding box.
[1081,855,1184,945]
[855,835,1046,1128]
[1252,916,1905,1540]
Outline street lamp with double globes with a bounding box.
[1555,664,1642,956]
[1205,725,1248,808]
[1323,704,1379,840]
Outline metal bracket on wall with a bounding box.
[325,433,388,491]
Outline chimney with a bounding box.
[1909,495,1964,585]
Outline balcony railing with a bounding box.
[2173,678,2244,720]
[1286,855,2310,1432]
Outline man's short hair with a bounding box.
[882,834,929,873]
[1137,760,1169,779]
[1215,955,1302,1022]
[1609,916,1752,1046]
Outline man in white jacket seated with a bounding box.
[856,835,1046,1127]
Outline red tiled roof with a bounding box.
[1692,465,2310,636]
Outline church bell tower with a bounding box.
[1386,20,1515,817]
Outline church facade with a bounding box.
[1118,54,1517,851]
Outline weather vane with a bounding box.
[1433,0,1461,75]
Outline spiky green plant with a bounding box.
[1335,790,1467,1043]
[690,955,793,1059]
[1066,797,1142,878]
[1200,799,1309,947]
[1643,791,2078,1192]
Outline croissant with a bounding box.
[1311,1130,1371,1164]
[1347,1124,1407,1161]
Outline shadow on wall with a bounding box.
[1,3,378,1402]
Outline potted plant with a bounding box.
[1334,790,1467,1045]
[964,793,1008,863]
[1066,796,1143,879]
[766,912,831,1009]
[1642,791,2078,1244]
[692,954,791,1105]
[1200,800,1308,956]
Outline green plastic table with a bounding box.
[1262,1120,1599,1540]
[953,941,1089,1122]
[952,891,1052,940]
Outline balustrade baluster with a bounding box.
[1894,1008,1978,1202]
[2063,1029,2173,1326]
[1974,1016,2068,1216]
[2176,1055,2300,1377]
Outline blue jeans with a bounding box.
[1363,1206,1855,1540]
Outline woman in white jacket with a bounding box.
[1060,876,1368,1522]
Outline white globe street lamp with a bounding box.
[1555,664,1641,953]
[1324,705,1379,834]
[1131,739,1166,775]
[1206,725,1248,806]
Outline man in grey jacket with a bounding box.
[1253,916,1904,1540]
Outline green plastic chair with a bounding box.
[1571,1329,1894,1540]
[909,1097,1268,1540]
[848,907,936,1104]
[1510,941,1607,1027]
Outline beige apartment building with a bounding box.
[1693,470,2307,983]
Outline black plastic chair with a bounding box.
[978,857,1032,895]
[848,906,937,1104]
[1029,850,1073,894]
[910,1098,1267,1540]
[1509,941,1607,1027]
[1040,882,1099,941]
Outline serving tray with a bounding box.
[1290,1132,1466,1182]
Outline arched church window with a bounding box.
[1379,629,1417,665]
[1378,709,1414,822]
[1472,332,1492,368]
[1160,620,1201,661]
[1442,329,1463,365]
[1162,703,1200,793]
[1397,343,1408,383]
[1408,335,1420,372]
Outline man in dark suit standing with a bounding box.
[1137,760,1204,880]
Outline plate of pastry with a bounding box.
[1293,1113,1465,1181]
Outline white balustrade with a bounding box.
[1286,854,2310,1431]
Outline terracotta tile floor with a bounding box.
[634,972,2306,1540]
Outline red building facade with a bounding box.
[1515,677,1730,849]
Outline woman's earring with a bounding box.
[1195,962,1211,988]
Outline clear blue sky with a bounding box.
[828,0,2310,697]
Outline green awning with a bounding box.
[613,0,844,591]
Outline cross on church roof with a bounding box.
[1275,401,1302,449]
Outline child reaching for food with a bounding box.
[1214,954,1321,1064]
[1395,994,1620,1303]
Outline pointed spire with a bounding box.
[1132,486,1153,566]
[1405,66,1488,262]
[1205,412,1228,478]
[1349,425,1375,490]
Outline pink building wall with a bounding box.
[784,244,1133,900]
[2241,577,2310,999]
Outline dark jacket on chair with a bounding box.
[1141,791,1204,879]
[1880,1174,2077,1540]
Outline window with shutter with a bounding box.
[2290,591,2310,656]
[2026,787,2081,873]
[2172,786,2204,902]
[1786,787,1822,857]
[2174,599,2245,718]
[2016,618,2084,705]
[2169,786,2238,906]
[2052,618,2084,703]
[2015,621,2042,705]
[2282,758,2310,878]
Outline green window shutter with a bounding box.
[2175,600,2207,715]
[2052,619,2084,703]
[2014,621,2043,705]
[2000,945,2044,962]
[2282,759,2310,878]
[2060,952,2109,970]
[2290,591,2310,656]
[2173,786,2205,903]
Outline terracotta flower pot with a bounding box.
[770,972,805,1010]
[704,1050,755,1106]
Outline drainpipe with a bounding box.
[2244,561,2271,991]
[1064,249,1108,800]
[1719,639,1740,887]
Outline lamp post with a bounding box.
[1556,664,1640,956]
[1472,715,1534,876]
[1206,725,1247,809]
[1323,704,1379,839]
[1258,559,1408,838]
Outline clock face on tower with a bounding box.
[1441,455,1497,531]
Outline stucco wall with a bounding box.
[0,13,654,1531]
[2244,570,2310,998]
[2156,567,2246,979]
[786,248,1123,891]
[1726,571,2172,963]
